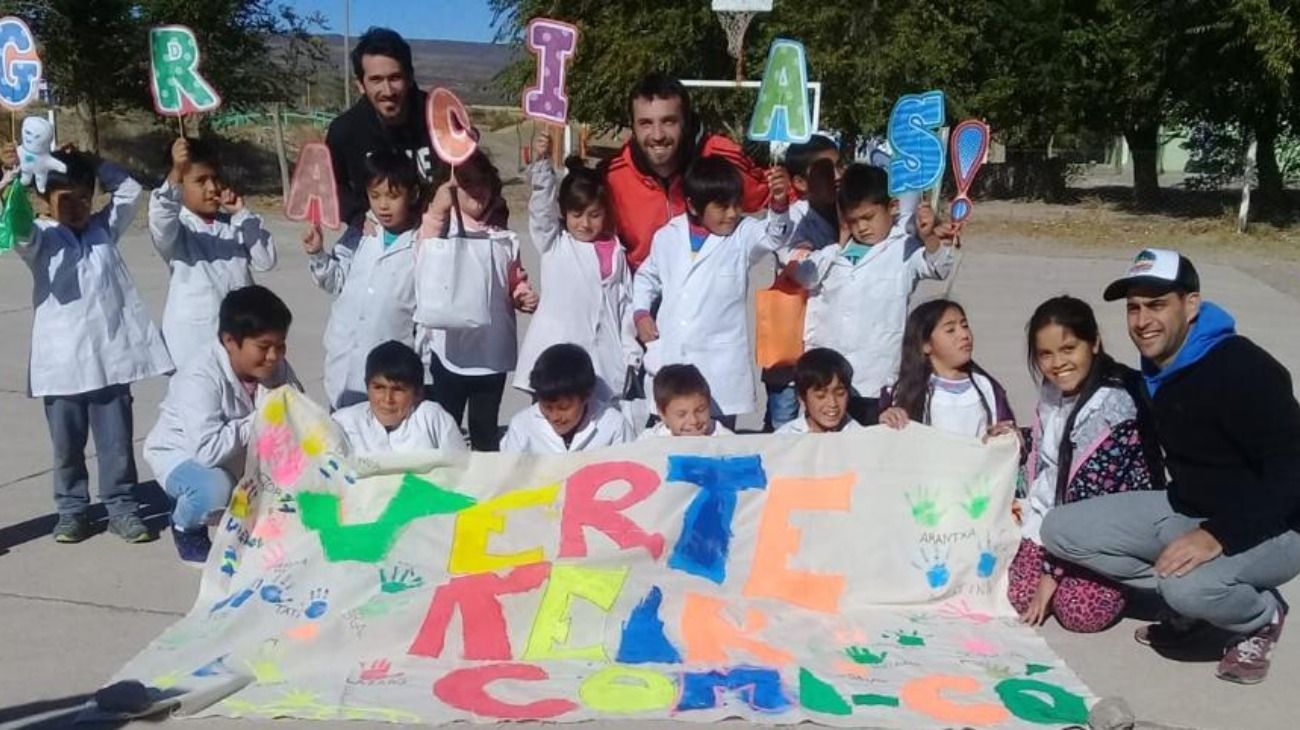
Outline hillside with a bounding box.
[313,34,518,105]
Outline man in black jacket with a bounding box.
[1043,248,1300,684]
[326,27,448,227]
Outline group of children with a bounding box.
[6,129,1167,635]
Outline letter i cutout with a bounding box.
[522,18,578,125]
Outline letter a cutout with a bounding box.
[748,39,812,144]
[522,18,578,125]
[284,142,342,230]
[149,26,221,116]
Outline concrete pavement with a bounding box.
[1,201,1297,728]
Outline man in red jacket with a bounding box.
[604,73,770,269]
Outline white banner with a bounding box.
[100,387,1093,728]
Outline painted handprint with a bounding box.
[913,545,951,589]
[358,658,404,682]
[845,646,889,665]
[251,513,286,542]
[245,639,286,685]
[961,480,992,520]
[976,534,998,579]
[379,566,424,594]
[192,654,231,677]
[937,598,994,625]
[961,637,1000,657]
[905,487,944,528]
[276,492,297,514]
[261,543,287,571]
[884,629,927,647]
[259,577,294,604]
[255,423,307,487]
[304,588,330,619]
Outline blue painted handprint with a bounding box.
[305,588,330,619]
[913,546,951,589]
[976,535,998,579]
[259,577,293,604]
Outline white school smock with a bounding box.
[500,400,634,454]
[632,211,793,416]
[13,163,173,397]
[637,420,734,440]
[926,372,999,439]
[310,217,418,409]
[149,180,276,369]
[144,339,300,487]
[417,220,521,377]
[794,220,953,399]
[332,400,467,455]
[513,161,639,398]
[775,417,865,434]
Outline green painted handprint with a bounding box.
[905,488,944,528]
[962,480,992,520]
[888,630,926,647]
[245,640,286,685]
[845,646,888,665]
[379,565,424,594]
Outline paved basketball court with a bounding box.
[1,204,1297,728]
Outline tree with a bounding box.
[1,0,142,151]
[1171,0,1300,218]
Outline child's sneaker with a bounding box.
[171,528,212,565]
[1217,596,1287,685]
[52,513,91,543]
[108,514,154,544]
[1134,614,1211,648]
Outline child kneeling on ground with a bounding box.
[777,348,864,434]
[501,344,632,454]
[640,364,735,439]
[144,286,300,564]
[1012,296,1163,631]
[332,341,467,454]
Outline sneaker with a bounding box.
[1217,598,1288,685]
[171,528,212,565]
[1134,614,1212,648]
[107,514,154,544]
[52,513,91,543]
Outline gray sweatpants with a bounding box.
[1041,491,1300,635]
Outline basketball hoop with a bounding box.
[713,0,772,84]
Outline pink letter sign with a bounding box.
[284,142,341,230]
[427,87,477,165]
[522,18,578,125]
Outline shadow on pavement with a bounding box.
[0,482,172,555]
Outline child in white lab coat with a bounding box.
[776,348,865,435]
[145,285,300,564]
[332,341,467,455]
[150,137,276,369]
[418,149,538,451]
[791,164,955,426]
[633,156,793,427]
[764,136,844,433]
[304,150,421,411]
[8,148,173,545]
[501,343,632,454]
[878,299,1017,440]
[639,364,734,439]
[514,131,638,401]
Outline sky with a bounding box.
[287,0,500,43]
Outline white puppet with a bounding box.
[19,117,66,194]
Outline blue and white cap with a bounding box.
[1103,248,1201,301]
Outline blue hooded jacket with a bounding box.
[1141,301,1236,396]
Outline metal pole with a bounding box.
[342,0,351,108]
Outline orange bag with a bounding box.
[755,275,807,369]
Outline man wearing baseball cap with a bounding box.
[1042,248,1300,684]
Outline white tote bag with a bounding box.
[414,193,494,329]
